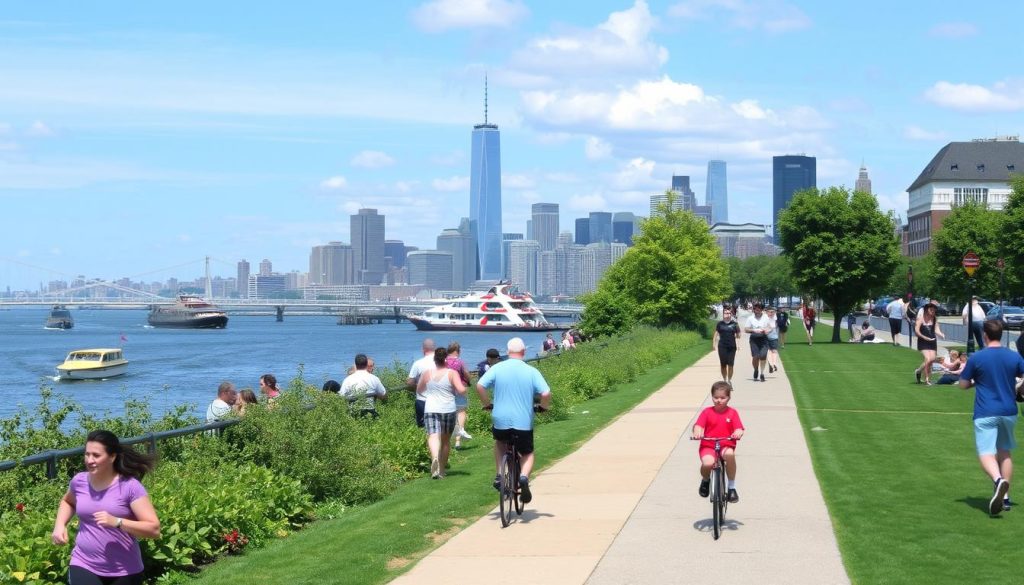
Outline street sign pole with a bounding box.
[998,257,1006,346]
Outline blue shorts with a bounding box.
[974,416,1018,455]
[454,393,468,409]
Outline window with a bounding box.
[977,164,985,172]
[950,164,959,171]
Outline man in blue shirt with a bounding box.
[477,337,551,504]
[960,320,1024,516]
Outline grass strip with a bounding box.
[788,322,1020,584]
[189,339,709,585]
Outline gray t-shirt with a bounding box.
[408,355,435,402]
[340,370,387,410]
[886,299,904,319]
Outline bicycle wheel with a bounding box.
[513,452,524,515]
[718,461,729,521]
[499,453,514,527]
[710,466,722,540]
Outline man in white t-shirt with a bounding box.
[963,296,987,350]
[206,381,237,423]
[745,303,773,382]
[406,338,436,428]
[341,353,387,417]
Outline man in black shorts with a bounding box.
[745,303,772,381]
[712,306,741,383]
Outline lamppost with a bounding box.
[963,252,980,354]
[998,258,1006,347]
[907,264,915,349]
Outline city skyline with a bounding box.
[2,1,1022,289]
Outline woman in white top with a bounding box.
[417,347,467,479]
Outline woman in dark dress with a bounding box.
[712,306,741,384]
[914,303,945,385]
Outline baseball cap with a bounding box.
[507,337,526,353]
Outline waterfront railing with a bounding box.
[0,350,577,479]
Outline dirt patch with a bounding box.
[387,557,412,570]
[428,525,460,545]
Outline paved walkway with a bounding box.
[390,335,849,585]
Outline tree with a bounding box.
[777,186,900,342]
[997,175,1024,299]
[930,202,1004,301]
[750,255,796,306]
[885,255,937,302]
[579,191,730,336]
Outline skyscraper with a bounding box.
[406,251,453,291]
[508,240,540,294]
[469,79,503,280]
[351,208,386,285]
[856,164,872,194]
[574,218,590,245]
[706,160,728,224]
[437,219,475,290]
[501,233,523,279]
[612,212,636,245]
[236,259,250,297]
[384,240,408,269]
[531,203,559,251]
[309,242,354,285]
[589,212,613,244]
[259,259,272,276]
[772,155,817,241]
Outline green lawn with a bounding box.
[788,324,1018,584]
[188,341,709,585]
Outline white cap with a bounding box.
[507,337,526,353]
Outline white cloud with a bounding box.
[350,150,395,168]
[924,80,1024,112]
[611,157,660,190]
[432,175,470,192]
[510,0,667,79]
[928,22,978,39]
[904,125,946,141]
[26,120,54,137]
[395,180,419,193]
[585,136,612,159]
[521,75,828,136]
[568,193,607,211]
[669,0,811,33]
[503,173,535,189]
[412,0,528,33]
[320,176,348,190]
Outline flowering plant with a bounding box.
[223,529,250,554]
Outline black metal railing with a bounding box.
[1,348,584,479]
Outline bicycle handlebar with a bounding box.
[690,436,739,441]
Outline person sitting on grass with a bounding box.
[851,321,876,343]
[693,381,745,504]
[936,351,966,385]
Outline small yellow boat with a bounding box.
[56,349,128,380]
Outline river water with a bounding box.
[0,307,561,420]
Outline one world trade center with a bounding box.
[469,80,502,281]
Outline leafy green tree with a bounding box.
[997,175,1024,299]
[885,255,938,301]
[930,202,1004,301]
[777,186,900,342]
[750,255,796,306]
[580,191,730,335]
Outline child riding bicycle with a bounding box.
[692,381,745,503]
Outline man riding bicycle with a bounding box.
[476,337,551,504]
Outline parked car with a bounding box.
[986,305,1024,330]
[934,302,957,316]
[871,297,894,317]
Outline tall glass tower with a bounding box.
[772,155,816,242]
[469,79,503,280]
[706,160,728,225]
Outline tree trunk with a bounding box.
[832,313,842,343]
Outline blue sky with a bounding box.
[2,0,1023,290]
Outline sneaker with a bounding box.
[430,458,440,479]
[1004,498,1014,511]
[990,478,1010,515]
[915,368,922,383]
[699,479,710,498]
[760,374,766,382]
[492,474,501,491]
[519,476,532,504]
[458,428,473,440]
[753,369,759,380]
[727,488,739,503]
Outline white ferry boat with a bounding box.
[406,283,566,332]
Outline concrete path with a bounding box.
[390,334,849,585]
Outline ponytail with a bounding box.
[86,429,157,481]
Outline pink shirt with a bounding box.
[69,472,147,576]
